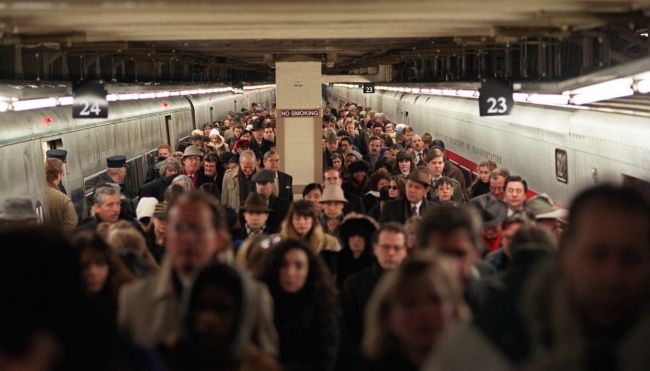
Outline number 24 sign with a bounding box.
[73,81,108,119]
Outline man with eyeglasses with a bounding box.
[118,191,278,356]
[340,222,408,370]
[504,175,529,217]
[181,145,203,188]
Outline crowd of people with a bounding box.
[0,101,649,371]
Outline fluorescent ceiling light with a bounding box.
[570,78,634,105]
[155,91,170,98]
[0,101,9,112]
[528,94,570,105]
[58,96,74,106]
[117,93,139,100]
[12,97,57,111]
[138,92,155,99]
[636,78,650,94]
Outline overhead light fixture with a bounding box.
[12,97,57,111]
[0,101,9,112]
[58,96,74,106]
[155,91,170,98]
[138,92,156,99]
[637,78,650,94]
[117,93,139,101]
[527,93,570,105]
[569,77,634,105]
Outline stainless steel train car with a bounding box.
[0,87,275,221]
[327,86,650,205]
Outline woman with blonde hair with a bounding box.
[362,253,470,371]
[105,221,160,277]
[279,200,340,272]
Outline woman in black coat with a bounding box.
[259,239,340,371]
[335,213,378,289]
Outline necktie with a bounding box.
[411,205,418,216]
[417,152,423,164]
[273,175,279,197]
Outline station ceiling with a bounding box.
[1,0,649,73]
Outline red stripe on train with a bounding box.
[444,149,538,200]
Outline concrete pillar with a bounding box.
[275,60,322,196]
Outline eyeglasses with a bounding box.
[388,185,399,190]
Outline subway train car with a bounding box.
[327,85,650,205]
[0,86,275,221]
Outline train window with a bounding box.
[124,156,144,198]
[41,138,63,161]
[555,148,568,184]
[178,135,190,146]
[83,170,107,206]
[144,149,159,176]
[622,174,650,190]
[209,106,214,124]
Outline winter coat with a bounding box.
[46,182,78,232]
[272,290,340,371]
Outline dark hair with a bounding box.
[259,239,338,312]
[369,169,391,192]
[185,263,243,345]
[502,210,534,229]
[430,139,445,151]
[72,231,134,301]
[510,224,557,252]
[505,176,528,193]
[436,176,454,189]
[203,153,220,164]
[565,184,650,244]
[376,222,407,245]
[302,183,324,197]
[389,175,406,198]
[415,205,482,251]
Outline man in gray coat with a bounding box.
[118,191,278,356]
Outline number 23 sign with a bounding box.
[478,79,513,117]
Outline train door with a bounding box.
[622,174,650,191]
[165,115,173,145]
[40,138,70,193]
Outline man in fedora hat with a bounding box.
[323,129,341,169]
[379,169,432,224]
[93,154,136,220]
[231,193,275,248]
[527,193,567,241]
[181,145,203,188]
[470,192,509,254]
[319,185,348,235]
[249,119,273,158]
[323,168,365,215]
[251,168,289,232]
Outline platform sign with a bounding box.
[73,81,108,119]
[478,79,513,117]
[362,84,375,94]
[279,109,321,118]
